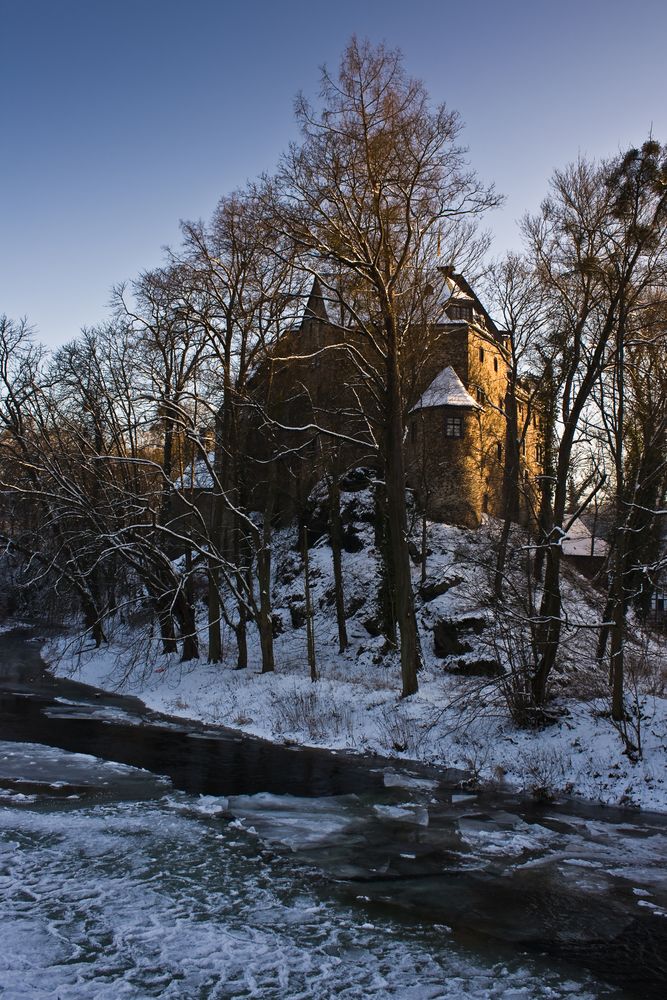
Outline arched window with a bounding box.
[496,442,503,462]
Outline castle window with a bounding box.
[476,387,485,405]
[479,346,485,364]
[449,303,473,322]
[493,357,498,372]
[521,438,526,456]
[496,442,503,462]
[535,443,543,464]
[445,415,463,438]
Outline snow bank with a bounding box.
[44,504,667,813]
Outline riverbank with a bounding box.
[44,622,667,814]
[36,499,667,815]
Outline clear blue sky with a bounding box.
[2,0,665,346]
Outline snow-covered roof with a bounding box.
[561,517,609,557]
[174,452,215,491]
[410,367,481,413]
[431,277,473,324]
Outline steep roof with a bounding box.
[561,517,610,558]
[410,366,481,413]
[434,271,503,341]
[173,452,215,491]
[283,275,333,329]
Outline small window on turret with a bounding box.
[493,357,498,372]
[479,346,485,363]
[445,415,463,438]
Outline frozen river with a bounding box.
[0,626,666,998]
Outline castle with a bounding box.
[249,271,544,528]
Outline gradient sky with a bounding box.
[2,0,666,346]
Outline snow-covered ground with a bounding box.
[44,490,667,813]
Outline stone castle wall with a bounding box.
[248,305,544,527]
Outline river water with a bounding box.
[0,625,665,999]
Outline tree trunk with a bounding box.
[257,475,276,674]
[82,596,106,648]
[494,381,521,599]
[302,526,317,681]
[157,608,178,655]
[235,593,248,670]
[384,323,422,697]
[609,576,625,722]
[175,590,199,662]
[374,480,397,644]
[233,526,250,670]
[533,365,556,584]
[328,474,348,653]
[207,565,222,663]
[532,540,562,706]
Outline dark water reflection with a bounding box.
[1,625,666,998]
[0,627,404,799]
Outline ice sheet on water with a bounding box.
[228,791,357,849]
[373,802,429,825]
[0,741,170,800]
[164,792,230,817]
[44,702,142,724]
[0,788,37,805]
[383,769,439,791]
[0,783,608,999]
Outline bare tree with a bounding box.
[595,296,667,721]
[523,141,667,709]
[484,254,549,599]
[270,38,499,696]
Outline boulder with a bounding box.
[340,466,373,492]
[433,621,471,657]
[287,599,306,629]
[445,658,503,677]
[419,575,463,602]
[433,615,486,658]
